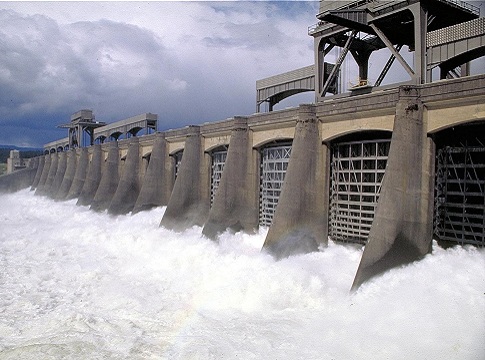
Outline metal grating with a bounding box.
[434,145,485,246]
[427,17,485,47]
[329,139,390,244]
[210,150,227,207]
[259,144,292,227]
[173,151,183,181]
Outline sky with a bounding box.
[1,1,484,148]
[0,1,321,148]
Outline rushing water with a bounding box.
[0,189,484,360]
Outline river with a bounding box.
[0,189,484,359]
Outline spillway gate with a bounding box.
[329,138,391,244]
[434,143,485,246]
[259,143,292,227]
[210,149,227,207]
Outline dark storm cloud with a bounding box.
[0,9,173,146]
[0,2,318,147]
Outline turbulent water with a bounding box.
[0,189,484,360]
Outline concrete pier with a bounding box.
[35,154,51,195]
[56,149,78,200]
[43,152,59,196]
[262,105,328,258]
[77,145,102,206]
[351,87,435,290]
[202,117,260,239]
[67,148,89,200]
[30,155,45,190]
[108,138,141,215]
[91,142,120,212]
[49,151,67,198]
[133,133,171,214]
[161,126,210,231]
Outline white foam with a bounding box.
[0,189,483,359]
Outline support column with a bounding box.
[41,152,59,196]
[77,145,103,206]
[350,48,372,84]
[31,155,45,190]
[91,142,120,212]
[35,154,51,195]
[202,117,260,239]
[67,147,89,200]
[351,86,434,290]
[49,150,68,198]
[108,138,141,215]
[133,132,171,214]
[56,149,78,200]
[410,2,427,84]
[262,104,328,259]
[160,126,210,231]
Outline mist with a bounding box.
[0,189,483,359]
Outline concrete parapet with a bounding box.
[77,145,102,206]
[49,151,67,198]
[56,149,77,200]
[0,167,38,193]
[31,156,45,190]
[91,142,120,212]
[316,88,399,120]
[202,117,260,239]
[133,133,171,213]
[0,156,38,193]
[161,126,210,231]
[67,148,89,200]
[351,86,434,290]
[262,104,328,258]
[108,138,141,215]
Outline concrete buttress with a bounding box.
[108,138,141,215]
[67,148,89,200]
[49,151,67,198]
[202,117,259,239]
[77,145,102,206]
[41,153,59,196]
[56,149,78,200]
[160,126,210,231]
[262,104,328,259]
[133,133,170,214]
[35,154,52,195]
[31,155,45,190]
[351,86,434,290]
[91,142,120,212]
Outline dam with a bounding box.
[1,0,484,290]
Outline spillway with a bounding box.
[1,189,483,359]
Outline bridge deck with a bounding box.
[94,113,158,140]
[427,17,485,70]
[256,65,315,111]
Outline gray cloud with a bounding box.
[0,2,318,147]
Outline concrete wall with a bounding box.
[160,126,211,231]
[262,105,328,259]
[202,117,260,238]
[1,75,484,290]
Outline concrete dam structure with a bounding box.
[1,0,484,290]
